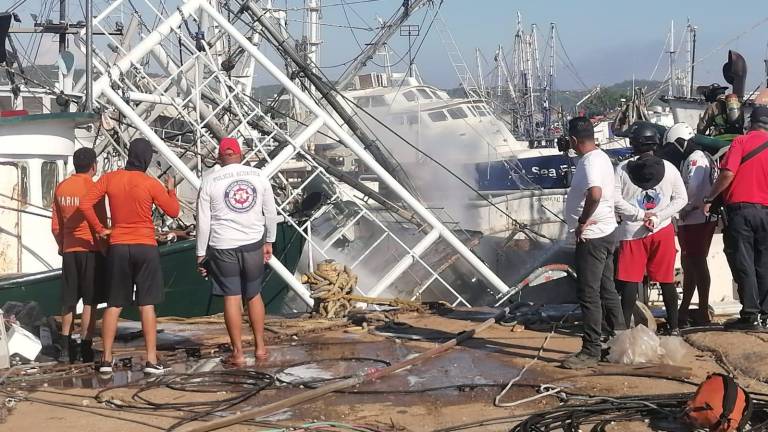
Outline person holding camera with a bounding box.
[561,117,626,369]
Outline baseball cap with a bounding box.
[751,106,768,125]
[219,137,242,155]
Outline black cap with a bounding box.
[751,106,768,125]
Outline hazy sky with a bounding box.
[311,0,768,91]
[10,0,768,92]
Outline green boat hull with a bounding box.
[0,223,307,319]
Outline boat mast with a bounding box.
[545,23,556,138]
[85,0,94,111]
[525,25,536,141]
[305,0,321,73]
[475,48,485,96]
[334,0,432,90]
[688,20,697,97]
[668,20,675,97]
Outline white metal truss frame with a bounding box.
[85,0,513,307]
[435,12,481,97]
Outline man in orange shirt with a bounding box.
[80,138,179,374]
[51,147,107,363]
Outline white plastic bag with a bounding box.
[659,336,690,365]
[606,325,662,365]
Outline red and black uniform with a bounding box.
[80,142,179,307]
[720,128,768,319]
[51,173,108,308]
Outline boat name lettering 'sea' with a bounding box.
[530,164,572,178]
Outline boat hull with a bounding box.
[0,223,306,319]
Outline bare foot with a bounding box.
[225,352,246,366]
[255,348,268,360]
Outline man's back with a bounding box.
[52,174,106,252]
[80,169,180,245]
[196,164,277,255]
[721,130,768,206]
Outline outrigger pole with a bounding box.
[87,0,512,304]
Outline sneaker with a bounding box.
[81,340,95,363]
[57,336,72,363]
[561,352,599,370]
[723,317,761,331]
[668,329,681,337]
[96,360,113,374]
[68,338,80,363]
[760,315,768,329]
[143,361,169,375]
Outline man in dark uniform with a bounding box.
[697,84,744,136]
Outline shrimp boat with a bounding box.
[0,0,539,321]
[0,109,307,318]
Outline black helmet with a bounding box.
[629,122,660,152]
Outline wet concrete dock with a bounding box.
[0,311,762,431]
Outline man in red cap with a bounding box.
[196,137,278,363]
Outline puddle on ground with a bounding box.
[9,326,534,394]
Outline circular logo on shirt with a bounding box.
[637,189,663,211]
[224,180,257,213]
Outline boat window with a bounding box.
[447,107,469,120]
[0,96,12,111]
[406,114,419,126]
[354,96,371,108]
[430,90,443,100]
[370,95,388,107]
[328,156,346,167]
[416,89,433,100]
[41,161,59,209]
[22,96,44,114]
[428,111,448,122]
[402,90,417,102]
[18,163,29,207]
[467,105,478,116]
[474,104,490,117]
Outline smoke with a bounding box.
[362,110,493,232]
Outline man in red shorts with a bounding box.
[614,123,688,335]
[663,123,718,327]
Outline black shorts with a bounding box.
[107,244,164,307]
[208,240,265,300]
[61,251,107,309]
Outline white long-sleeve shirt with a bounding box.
[196,163,278,256]
[614,157,688,241]
[678,150,715,226]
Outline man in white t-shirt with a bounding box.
[562,117,626,369]
[663,123,718,327]
[196,137,278,364]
